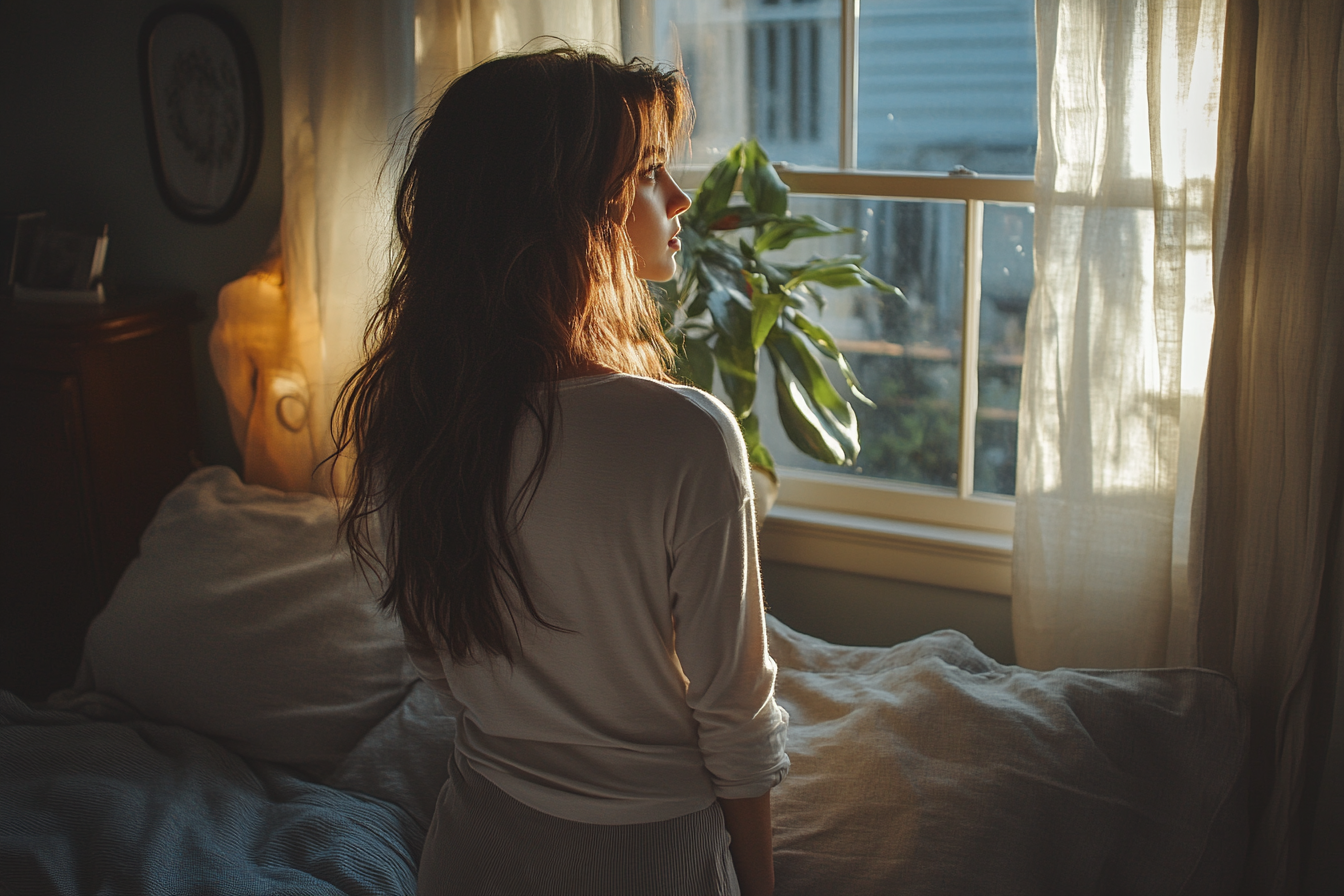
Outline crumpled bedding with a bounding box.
[0,691,421,896]
[767,620,1248,896]
[0,617,1248,896]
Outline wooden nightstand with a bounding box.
[1,290,201,701]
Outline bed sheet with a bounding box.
[0,691,421,896]
[0,617,1248,896]
[766,619,1248,896]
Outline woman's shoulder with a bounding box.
[556,374,751,529]
[561,374,747,467]
[569,373,738,432]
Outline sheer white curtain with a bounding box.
[1012,0,1226,670]
[211,0,618,495]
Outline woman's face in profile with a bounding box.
[625,151,692,282]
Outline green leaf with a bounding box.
[692,257,745,312]
[699,237,747,272]
[651,278,679,329]
[741,140,789,216]
[704,272,763,415]
[766,329,859,464]
[684,284,711,318]
[679,334,715,392]
[769,328,857,428]
[688,144,743,228]
[708,205,776,231]
[768,350,848,465]
[794,283,825,310]
[754,215,852,253]
[686,254,728,318]
[750,292,785,352]
[675,227,704,264]
[785,254,902,297]
[860,268,904,296]
[756,260,792,291]
[788,312,876,408]
[714,334,758,417]
[738,412,776,476]
[784,263,868,292]
[706,286,753,347]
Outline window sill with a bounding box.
[759,503,1013,596]
[774,468,1016,533]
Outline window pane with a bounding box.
[632,0,841,166]
[857,0,1036,175]
[975,202,1033,495]
[752,197,966,490]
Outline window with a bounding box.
[623,0,1036,589]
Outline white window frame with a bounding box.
[667,1,1034,596]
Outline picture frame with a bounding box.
[138,4,263,225]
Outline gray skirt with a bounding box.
[417,752,740,896]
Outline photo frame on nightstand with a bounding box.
[138,4,263,224]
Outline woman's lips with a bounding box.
[669,237,682,251]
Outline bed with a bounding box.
[0,467,1249,895]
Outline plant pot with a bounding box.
[750,465,779,533]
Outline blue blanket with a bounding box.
[0,692,421,896]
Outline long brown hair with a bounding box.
[335,49,693,663]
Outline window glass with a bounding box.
[751,197,965,489]
[630,0,841,166]
[976,202,1033,495]
[857,0,1037,174]
[628,0,1036,173]
[624,0,1038,500]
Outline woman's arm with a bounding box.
[719,792,774,896]
[401,626,465,715]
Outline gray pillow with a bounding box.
[81,466,414,779]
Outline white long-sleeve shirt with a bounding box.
[403,373,789,825]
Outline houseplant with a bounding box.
[655,140,903,493]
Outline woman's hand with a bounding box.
[718,792,774,896]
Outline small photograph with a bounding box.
[4,211,46,290]
[25,222,107,291]
[6,212,109,303]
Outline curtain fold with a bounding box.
[1013,0,1225,670]
[277,0,418,495]
[415,0,620,100]
[1191,1,1344,891]
[211,0,618,495]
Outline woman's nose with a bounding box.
[666,176,692,217]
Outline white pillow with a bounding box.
[81,466,414,779]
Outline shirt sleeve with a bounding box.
[670,493,790,799]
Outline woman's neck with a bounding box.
[557,359,619,380]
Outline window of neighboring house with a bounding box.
[622,0,1036,552]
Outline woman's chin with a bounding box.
[639,261,677,283]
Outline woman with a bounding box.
[337,48,789,896]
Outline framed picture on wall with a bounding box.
[138,4,263,224]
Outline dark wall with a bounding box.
[762,560,1014,662]
[0,0,284,469]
